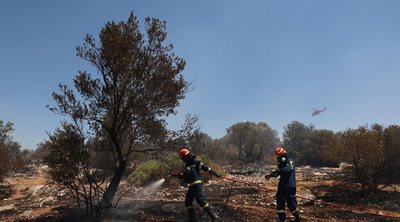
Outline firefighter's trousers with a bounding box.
[276,186,300,221]
[185,183,208,208]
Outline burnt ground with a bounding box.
[104,178,400,222]
[1,166,400,222]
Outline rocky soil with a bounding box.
[1,165,400,222]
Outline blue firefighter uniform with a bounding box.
[177,148,220,222]
[183,159,212,209]
[267,148,300,222]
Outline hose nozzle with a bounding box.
[165,172,182,180]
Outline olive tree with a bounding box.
[0,120,25,181]
[226,121,280,164]
[0,120,14,181]
[47,11,188,218]
[335,124,400,193]
[381,125,400,185]
[282,121,314,165]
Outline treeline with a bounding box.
[0,120,33,182]
[188,120,400,192]
[3,118,400,194]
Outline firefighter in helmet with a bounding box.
[171,148,221,222]
[265,147,301,222]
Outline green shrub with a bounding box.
[127,152,181,186]
[127,160,162,186]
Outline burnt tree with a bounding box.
[47,11,187,217]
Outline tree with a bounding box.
[381,125,400,185]
[0,120,25,181]
[282,121,314,165]
[334,124,384,192]
[47,11,188,218]
[330,124,400,193]
[226,122,280,164]
[32,142,51,164]
[185,131,234,163]
[226,122,250,162]
[6,140,24,171]
[43,123,94,215]
[0,120,14,145]
[0,143,11,182]
[302,129,340,167]
[0,120,14,181]
[165,114,201,152]
[186,131,212,156]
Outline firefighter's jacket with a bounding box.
[277,158,296,188]
[182,159,211,186]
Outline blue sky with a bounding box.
[1,1,400,150]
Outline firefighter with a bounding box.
[265,147,300,222]
[170,148,221,222]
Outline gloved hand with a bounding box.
[265,170,279,179]
[272,170,280,177]
[210,169,221,177]
[214,172,222,177]
[169,172,183,178]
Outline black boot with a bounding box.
[205,206,220,222]
[277,213,286,222]
[187,208,197,222]
[292,209,300,222]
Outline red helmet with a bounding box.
[275,147,287,157]
[179,148,190,156]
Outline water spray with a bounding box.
[142,173,182,196]
[142,178,166,195]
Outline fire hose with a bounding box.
[220,176,400,219]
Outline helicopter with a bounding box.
[310,107,327,116]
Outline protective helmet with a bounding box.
[179,148,190,157]
[275,147,287,157]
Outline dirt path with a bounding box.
[0,165,66,222]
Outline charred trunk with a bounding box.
[96,159,127,219]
